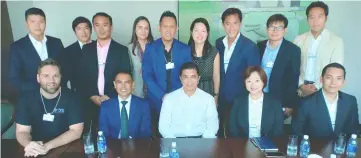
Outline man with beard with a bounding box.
[15,58,84,157]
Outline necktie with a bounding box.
[120,101,129,139]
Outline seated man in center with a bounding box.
[99,71,152,139]
[159,62,219,138]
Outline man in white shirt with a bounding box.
[159,62,219,138]
[9,7,64,93]
[294,1,344,97]
[292,63,359,137]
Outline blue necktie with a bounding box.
[120,101,129,139]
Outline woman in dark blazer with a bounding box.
[228,66,284,138]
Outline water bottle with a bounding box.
[170,142,179,158]
[346,134,358,157]
[300,135,310,157]
[97,131,107,153]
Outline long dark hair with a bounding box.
[188,18,212,57]
[129,16,154,56]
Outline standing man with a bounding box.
[15,58,83,157]
[78,12,131,133]
[99,71,152,139]
[142,11,192,132]
[294,1,344,97]
[257,14,301,117]
[58,16,92,92]
[215,8,260,136]
[9,7,64,93]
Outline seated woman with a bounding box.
[228,66,283,138]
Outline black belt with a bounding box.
[176,135,202,138]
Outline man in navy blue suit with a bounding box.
[99,71,151,139]
[142,11,192,127]
[257,14,301,118]
[58,16,92,92]
[292,63,359,137]
[8,7,64,93]
[215,8,260,136]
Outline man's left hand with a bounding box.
[284,108,293,117]
[100,95,110,102]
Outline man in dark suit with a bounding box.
[8,7,64,93]
[142,11,192,124]
[215,8,260,136]
[77,12,131,133]
[99,71,151,139]
[58,16,92,91]
[292,63,359,137]
[257,14,301,117]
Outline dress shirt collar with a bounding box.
[222,32,241,49]
[249,93,264,105]
[29,33,47,44]
[266,38,283,50]
[311,28,328,41]
[181,87,199,98]
[78,40,91,49]
[321,89,339,105]
[97,39,111,48]
[118,95,132,105]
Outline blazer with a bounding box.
[8,35,64,92]
[215,34,260,108]
[77,39,131,99]
[293,29,344,89]
[127,43,144,98]
[142,38,192,113]
[98,95,152,139]
[292,90,359,137]
[257,39,301,108]
[229,93,284,137]
[58,41,91,91]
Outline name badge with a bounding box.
[165,62,175,70]
[266,61,274,68]
[43,113,55,122]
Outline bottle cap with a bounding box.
[172,142,177,148]
[351,134,357,139]
[98,131,103,135]
[304,135,309,140]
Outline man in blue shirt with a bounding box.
[257,14,301,117]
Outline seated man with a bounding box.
[159,62,219,138]
[99,71,151,139]
[292,63,359,137]
[15,58,83,157]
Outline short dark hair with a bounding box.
[321,63,346,79]
[114,71,133,81]
[37,58,61,74]
[221,8,242,23]
[266,14,288,28]
[159,11,177,25]
[25,7,46,21]
[244,66,267,89]
[92,12,112,25]
[306,1,329,17]
[180,62,200,76]
[72,16,92,32]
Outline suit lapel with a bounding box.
[239,96,249,136]
[260,94,271,136]
[334,92,347,133]
[104,40,114,82]
[112,98,121,136]
[157,39,167,78]
[24,35,42,62]
[218,37,226,77]
[269,39,287,84]
[226,35,243,75]
[129,95,137,136]
[316,91,334,133]
[45,36,54,58]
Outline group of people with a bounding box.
[9,1,359,157]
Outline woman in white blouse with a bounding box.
[228,66,284,138]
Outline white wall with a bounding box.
[326,1,361,122]
[6,1,361,121]
[7,0,178,46]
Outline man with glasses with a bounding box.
[257,14,301,118]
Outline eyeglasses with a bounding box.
[267,26,285,31]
